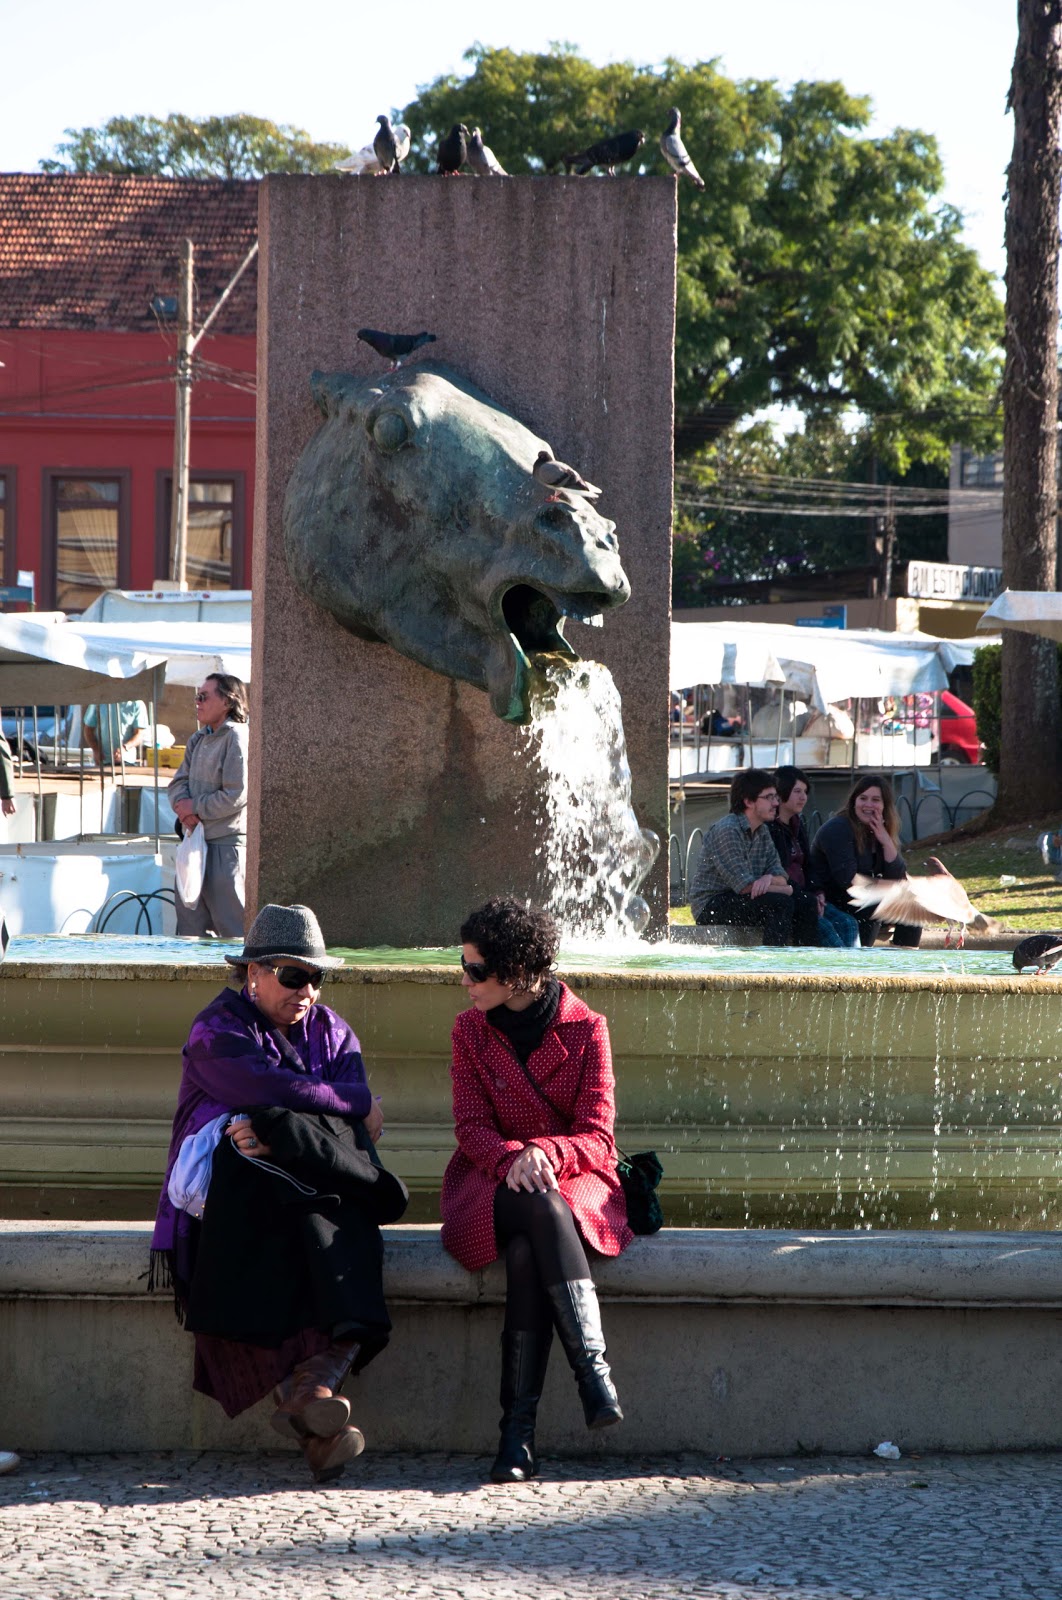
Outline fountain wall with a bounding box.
[249,175,676,946]
[5,953,1062,1232]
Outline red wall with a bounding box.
[0,327,255,603]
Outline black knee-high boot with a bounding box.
[490,1327,553,1483]
[546,1279,623,1429]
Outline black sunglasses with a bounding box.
[460,954,491,983]
[265,963,326,990]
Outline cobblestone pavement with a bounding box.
[3,1449,1062,1599]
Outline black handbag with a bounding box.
[508,1045,665,1235]
[616,1149,664,1234]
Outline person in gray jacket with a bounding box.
[169,674,248,938]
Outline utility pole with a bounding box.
[880,484,897,602]
[169,238,194,587]
[167,237,259,588]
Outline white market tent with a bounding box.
[670,620,953,707]
[0,612,251,702]
[977,589,1062,643]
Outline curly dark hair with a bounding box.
[459,896,559,990]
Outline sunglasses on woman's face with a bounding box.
[460,955,491,983]
[266,964,325,990]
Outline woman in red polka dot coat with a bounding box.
[440,896,633,1483]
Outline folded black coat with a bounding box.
[184,1109,408,1356]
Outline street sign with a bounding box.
[796,604,847,629]
[907,561,1003,602]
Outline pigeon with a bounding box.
[532,450,602,502]
[847,857,993,949]
[1013,933,1062,975]
[335,123,410,175]
[357,328,437,368]
[660,107,705,190]
[373,114,403,175]
[468,127,507,177]
[563,129,645,176]
[436,123,469,176]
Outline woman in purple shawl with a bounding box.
[151,903,407,1483]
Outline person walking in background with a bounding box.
[84,699,148,767]
[808,774,922,948]
[441,897,631,1484]
[169,674,248,938]
[769,766,859,949]
[688,769,819,946]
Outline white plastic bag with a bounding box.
[175,822,207,908]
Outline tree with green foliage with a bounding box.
[671,420,949,606]
[400,44,1004,469]
[40,114,349,179]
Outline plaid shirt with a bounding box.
[688,812,784,918]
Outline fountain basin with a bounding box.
[1,938,1059,1230]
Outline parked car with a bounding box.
[939,690,982,764]
[1,706,69,762]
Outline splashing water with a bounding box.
[519,656,660,941]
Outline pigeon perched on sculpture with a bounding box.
[468,127,507,176]
[660,108,704,189]
[563,129,645,176]
[847,858,994,948]
[437,124,469,175]
[335,121,411,175]
[373,114,404,175]
[533,451,602,502]
[357,329,437,369]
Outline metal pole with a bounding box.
[152,665,161,851]
[171,238,194,588]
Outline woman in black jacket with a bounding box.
[808,774,921,948]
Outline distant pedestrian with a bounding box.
[169,674,248,938]
[769,766,859,949]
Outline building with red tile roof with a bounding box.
[0,175,258,608]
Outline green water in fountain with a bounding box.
[1,933,1021,982]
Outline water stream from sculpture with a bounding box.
[519,657,660,941]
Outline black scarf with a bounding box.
[487,977,562,1063]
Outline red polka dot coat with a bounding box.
[440,981,634,1272]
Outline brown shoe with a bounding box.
[270,1339,360,1440]
[300,1423,366,1484]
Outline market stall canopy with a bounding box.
[0,614,251,703]
[670,621,951,707]
[63,620,251,688]
[80,590,252,625]
[976,589,1062,644]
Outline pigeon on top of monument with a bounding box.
[468,127,508,177]
[357,329,438,368]
[335,121,411,175]
[1013,932,1062,974]
[533,451,602,502]
[660,108,704,189]
[847,857,994,948]
[373,114,405,175]
[437,123,470,175]
[562,129,645,176]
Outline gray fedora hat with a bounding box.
[224,903,345,969]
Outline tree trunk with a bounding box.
[997,0,1062,818]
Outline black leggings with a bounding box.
[493,1185,590,1332]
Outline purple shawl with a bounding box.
[150,986,372,1264]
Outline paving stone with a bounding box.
[4,1452,1062,1599]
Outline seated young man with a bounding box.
[687,769,819,947]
